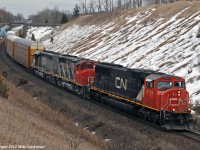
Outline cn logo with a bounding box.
[115,77,127,90]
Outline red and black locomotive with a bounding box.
[91,63,193,130]
[32,51,96,94]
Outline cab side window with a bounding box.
[80,65,86,70]
[146,81,154,88]
[87,64,93,69]
[174,81,185,88]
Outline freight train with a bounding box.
[5,32,45,68]
[0,25,23,38]
[11,25,24,37]
[4,33,193,130]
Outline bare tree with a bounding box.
[117,0,122,11]
[53,6,59,24]
[136,0,142,7]
[31,14,41,23]
[28,7,64,24]
[103,0,110,12]
[35,8,50,23]
[89,0,95,13]
[96,0,103,13]
[0,8,15,23]
[132,0,137,8]
[14,13,24,22]
[110,0,114,11]
[78,0,88,14]
[123,0,130,9]
[85,0,87,14]
[78,1,85,14]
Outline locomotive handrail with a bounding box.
[161,93,170,110]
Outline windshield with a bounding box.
[174,81,185,88]
[157,82,172,90]
[80,64,94,70]
[87,64,93,69]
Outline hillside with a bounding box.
[0,74,102,150]
[29,1,200,105]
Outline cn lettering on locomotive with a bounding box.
[115,77,127,90]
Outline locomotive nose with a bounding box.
[161,89,193,130]
[167,89,190,112]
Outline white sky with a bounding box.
[0,0,77,18]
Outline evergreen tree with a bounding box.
[73,4,80,17]
[60,13,68,24]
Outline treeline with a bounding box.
[0,7,69,24]
[77,0,178,14]
[17,0,180,24]
[0,8,24,23]
[0,0,187,24]
[28,7,69,24]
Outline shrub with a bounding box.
[0,76,9,98]
[193,103,200,115]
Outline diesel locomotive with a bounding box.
[4,33,193,130]
[91,63,193,130]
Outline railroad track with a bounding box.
[177,129,200,142]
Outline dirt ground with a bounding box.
[0,39,200,150]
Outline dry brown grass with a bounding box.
[0,76,103,150]
[61,11,125,31]
[158,61,173,68]
[194,115,200,130]
[188,77,195,83]
[192,101,200,130]
[141,35,178,55]
[0,75,9,98]
[86,31,103,41]
[172,63,188,72]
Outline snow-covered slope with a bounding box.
[26,26,54,41]
[37,2,200,104]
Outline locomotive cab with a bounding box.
[143,75,190,113]
[75,61,96,86]
[143,74,193,129]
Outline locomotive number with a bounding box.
[115,77,127,90]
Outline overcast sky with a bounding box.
[0,0,77,18]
